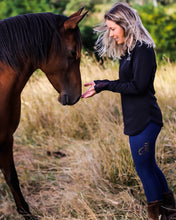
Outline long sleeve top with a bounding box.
[94,41,163,136]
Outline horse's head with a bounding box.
[42,8,88,106]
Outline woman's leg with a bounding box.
[129,121,169,202]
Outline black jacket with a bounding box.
[94,42,163,136]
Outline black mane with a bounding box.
[0,13,67,71]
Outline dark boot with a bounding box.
[148,201,161,220]
[161,208,176,220]
[163,190,175,209]
[161,190,176,220]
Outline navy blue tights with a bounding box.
[129,121,169,202]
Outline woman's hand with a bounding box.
[81,81,96,98]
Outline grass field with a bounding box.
[0,56,175,219]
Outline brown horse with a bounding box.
[0,8,87,220]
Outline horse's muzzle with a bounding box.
[58,93,80,106]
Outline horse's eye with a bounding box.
[71,51,77,58]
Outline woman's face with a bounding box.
[106,19,125,45]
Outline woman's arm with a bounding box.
[82,45,156,98]
[95,45,156,95]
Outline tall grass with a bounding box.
[0,56,175,219]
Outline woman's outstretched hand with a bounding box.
[81,81,96,98]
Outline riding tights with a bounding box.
[129,121,169,202]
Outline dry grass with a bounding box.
[0,56,175,220]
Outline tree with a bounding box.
[0,0,67,19]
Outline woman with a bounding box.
[82,2,176,220]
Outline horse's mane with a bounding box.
[0,13,82,71]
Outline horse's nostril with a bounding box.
[58,93,80,106]
[58,93,69,105]
[64,94,69,105]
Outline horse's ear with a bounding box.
[64,8,88,30]
[69,7,85,18]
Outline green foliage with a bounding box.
[80,25,97,52]
[158,0,175,5]
[0,0,175,61]
[65,0,96,12]
[135,3,176,61]
[0,0,67,19]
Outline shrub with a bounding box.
[135,3,176,61]
[0,0,67,19]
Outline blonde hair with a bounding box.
[94,2,155,59]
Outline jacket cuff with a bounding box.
[94,80,109,93]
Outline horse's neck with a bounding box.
[1,62,37,96]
